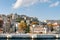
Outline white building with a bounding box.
[30,25,47,34]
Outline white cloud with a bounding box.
[49,1,60,7]
[13,0,50,9]
[22,0,39,7]
[13,0,23,9]
[40,0,50,3]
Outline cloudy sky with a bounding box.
[0,0,60,20]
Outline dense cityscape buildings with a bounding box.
[0,13,60,34]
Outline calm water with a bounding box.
[0,38,60,40]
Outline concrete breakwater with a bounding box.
[0,34,60,39]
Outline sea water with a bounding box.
[0,38,59,40]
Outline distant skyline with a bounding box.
[0,0,60,21]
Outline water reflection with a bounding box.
[34,39,58,40]
[0,38,60,40]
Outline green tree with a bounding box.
[25,25,30,33]
[16,18,21,22]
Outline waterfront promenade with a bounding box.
[0,33,60,39]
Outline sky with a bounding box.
[0,0,60,21]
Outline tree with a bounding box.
[25,25,30,33]
[16,18,21,22]
[18,20,27,33]
[31,21,39,25]
[47,23,53,31]
[16,18,24,22]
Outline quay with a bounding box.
[0,34,60,39]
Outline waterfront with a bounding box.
[0,34,60,40]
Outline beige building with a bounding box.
[45,20,60,33]
[44,20,60,30]
[30,25,47,34]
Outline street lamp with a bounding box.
[32,25,35,34]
